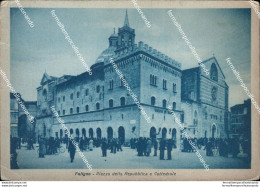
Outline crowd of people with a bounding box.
[130,137,176,160]
[67,137,124,162]
[10,134,251,168]
[181,137,250,158]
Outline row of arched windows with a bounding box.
[151,96,176,110]
[57,97,127,116]
[57,86,104,103]
[58,103,100,116]
[109,97,125,108]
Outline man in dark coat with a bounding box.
[167,139,173,160]
[10,137,19,169]
[153,138,158,156]
[232,138,240,158]
[38,136,46,158]
[68,138,76,163]
[101,139,108,157]
[159,139,166,160]
[205,140,213,156]
[137,138,142,156]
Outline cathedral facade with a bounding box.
[35,11,229,146]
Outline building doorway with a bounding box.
[107,127,113,140]
[212,125,216,138]
[82,128,86,138]
[150,127,156,139]
[118,126,125,143]
[89,128,93,138]
[97,128,101,139]
[162,128,167,139]
[76,128,80,137]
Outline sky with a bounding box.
[10,8,251,108]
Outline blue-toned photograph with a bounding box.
[9,8,251,170]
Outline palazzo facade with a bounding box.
[35,11,229,146]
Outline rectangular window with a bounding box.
[173,83,177,93]
[163,79,167,90]
[181,113,184,123]
[63,96,65,102]
[150,75,157,86]
[96,85,100,93]
[85,89,89,96]
[109,80,113,90]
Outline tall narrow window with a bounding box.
[96,85,100,93]
[163,79,167,90]
[85,105,89,112]
[172,102,176,110]
[70,93,73,100]
[85,89,89,96]
[96,103,100,110]
[109,99,113,108]
[162,99,167,108]
[150,74,157,86]
[181,113,184,123]
[120,97,126,106]
[70,108,73,114]
[77,91,80,98]
[109,80,114,90]
[151,96,156,106]
[77,107,79,113]
[173,83,177,93]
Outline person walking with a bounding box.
[101,139,108,157]
[153,138,158,156]
[38,136,46,158]
[146,138,152,156]
[232,138,240,158]
[167,139,173,160]
[68,138,76,163]
[137,138,142,156]
[159,139,166,160]
[205,140,213,156]
[89,139,94,151]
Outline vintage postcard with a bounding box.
[0,0,259,181]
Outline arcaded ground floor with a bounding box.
[16,144,250,169]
